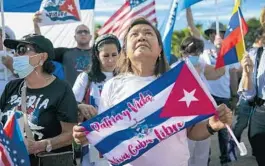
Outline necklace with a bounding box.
[18,74,55,95]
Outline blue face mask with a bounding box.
[188,55,200,66]
[13,56,35,78]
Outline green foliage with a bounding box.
[171,17,261,56]
[171,24,203,57]
[245,17,261,49]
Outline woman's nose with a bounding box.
[137,33,146,41]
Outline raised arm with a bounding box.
[33,11,42,35]
[204,64,225,80]
[186,8,201,39]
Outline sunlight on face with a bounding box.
[126,24,161,63]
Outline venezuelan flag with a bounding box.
[215,3,248,68]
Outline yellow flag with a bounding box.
[232,0,241,14]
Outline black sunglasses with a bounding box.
[16,44,36,56]
[76,30,90,35]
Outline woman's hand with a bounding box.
[208,104,233,131]
[25,139,47,154]
[241,52,253,76]
[33,11,42,24]
[78,104,97,120]
[73,125,89,145]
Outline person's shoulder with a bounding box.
[103,74,129,89]
[76,72,89,82]
[52,78,72,90]
[5,79,24,92]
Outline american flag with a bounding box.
[98,0,157,40]
[0,113,30,166]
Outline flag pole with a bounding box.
[0,0,8,81]
[237,6,246,52]
[215,0,220,36]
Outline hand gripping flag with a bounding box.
[39,0,82,26]
[0,113,30,166]
[215,5,248,68]
[81,60,216,166]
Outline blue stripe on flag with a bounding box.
[95,107,213,155]
[4,0,95,12]
[109,115,212,166]
[81,62,185,131]
[95,108,168,154]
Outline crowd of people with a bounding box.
[0,6,264,166]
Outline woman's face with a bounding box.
[98,43,119,72]
[126,24,161,63]
[15,44,42,66]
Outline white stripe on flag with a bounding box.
[103,116,196,164]
[87,83,174,145]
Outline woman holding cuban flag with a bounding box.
[179,36,225,166]
[73,17,232,166]
[72,34,121,166]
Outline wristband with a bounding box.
[207,121,217,135]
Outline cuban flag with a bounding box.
[81,60,216,166]
[0,113,30,166]
[39,0,82,26]
[4,0,95,47]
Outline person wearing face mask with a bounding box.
[179,36,225,166]
[0,34,78,165]
[72,34,121,166]
[186,8,240,166]
[72,18,233,166]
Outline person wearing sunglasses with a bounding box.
[33,11,92,87]
[0,34,78,165]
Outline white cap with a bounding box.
[0,26,16,39]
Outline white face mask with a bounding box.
[13,56,36,78]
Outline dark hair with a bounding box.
[87,34,121,83]
[34,45,55,74]
[180,36,204,56]
[116,17,169,77]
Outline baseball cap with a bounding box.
[204,22,226,36]
[4,34,55,59]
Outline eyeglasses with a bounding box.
[76,30,90,35]
[16,44,36,55]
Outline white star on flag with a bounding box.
[179,89,199,107]
[68,4,74,12]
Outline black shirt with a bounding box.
[0,78,78,153]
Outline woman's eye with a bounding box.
[130,33,138,37]
[146,32,153,36]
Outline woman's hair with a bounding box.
[180,36,204,56]
[87,34,121,83]
[34,45,55,74]
[115,17,170,77]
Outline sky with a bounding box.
[94,0,265,30]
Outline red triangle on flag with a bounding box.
[3,114,15,139]
[60,0,80,20]
[160,63,216,118]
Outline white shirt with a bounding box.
[0,50,16,96]
[200,38,239,98]
[99,73,190,166]
[72,72,113,103]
